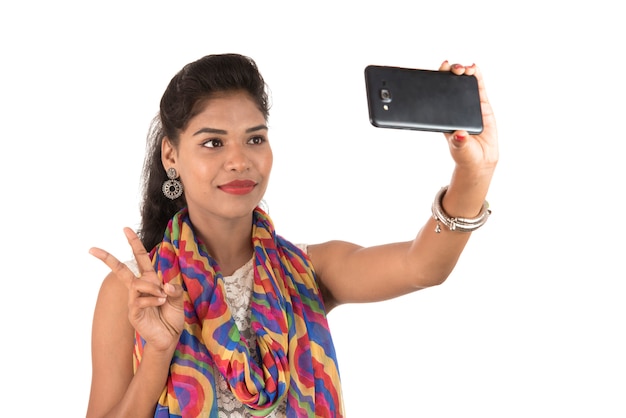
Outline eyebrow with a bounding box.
[193,124,268,136]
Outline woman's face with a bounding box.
[164,90,273,221]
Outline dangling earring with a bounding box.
[162,167,183,200]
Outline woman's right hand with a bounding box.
[89,227,185,352]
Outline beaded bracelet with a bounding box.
[432,186,491,233]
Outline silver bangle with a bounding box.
[432,186,491,233]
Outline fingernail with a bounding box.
[454,134,466,141]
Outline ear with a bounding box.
[161,136,177,168]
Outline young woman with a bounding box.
[87,53,498,418]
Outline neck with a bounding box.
[190,211,254,276]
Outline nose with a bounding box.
[224,143,251,172]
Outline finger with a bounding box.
[129,274,167,297]
[123,227,157,280]
[163,282,182,296]
[449,63,468,75]
[162,283,185,315]
[89,247,136,289]
[130,292,167,308]
[163,283,184,304]
[463,63,477,76]
[440,61,475,76]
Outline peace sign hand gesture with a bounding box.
[89,227,184,352]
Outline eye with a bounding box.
[247,135,266,145]
[202,138,223,148]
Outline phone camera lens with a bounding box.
[380,89,392,103]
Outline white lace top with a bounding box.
[126,243,308,417]
[213,256,288,417]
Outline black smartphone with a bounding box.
[364,65,483,134]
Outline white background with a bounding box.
[1,1,624,417]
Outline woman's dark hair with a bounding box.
[138,53,270,251]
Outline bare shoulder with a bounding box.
[91,270,134,348]
[95,270,130,315]
[87,271,135,416]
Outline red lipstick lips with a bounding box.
[218,179,257,195]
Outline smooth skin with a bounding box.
[87,62,498,418]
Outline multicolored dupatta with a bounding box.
[133,207,344,417]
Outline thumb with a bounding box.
[449,130,469,150]
[163,282,185,310]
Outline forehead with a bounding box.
[193,91,263,120]
[182,90,267,137]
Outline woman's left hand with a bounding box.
[440,61,499,174]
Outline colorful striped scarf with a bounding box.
[133,207,344,417]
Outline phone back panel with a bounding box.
[365,65,483,134]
